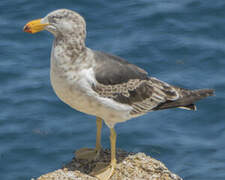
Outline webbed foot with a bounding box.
[91,160,116,180]
[75,147,101,161]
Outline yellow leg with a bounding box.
[75,117,103,161]
[96,117,102,152]
[93,128,117,180]
[110,128,117,166]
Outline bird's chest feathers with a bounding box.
[50,55,97,112]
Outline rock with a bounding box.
[36,149,182,180]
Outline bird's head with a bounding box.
[23,9,86,38]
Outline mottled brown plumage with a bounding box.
[92,51,214,116]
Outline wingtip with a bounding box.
[196,89,215,97]
[206,89,215,97]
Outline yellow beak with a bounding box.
[23,19,49,34]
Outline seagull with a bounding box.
[24,9,214,180]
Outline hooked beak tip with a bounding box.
[23,25,32,33]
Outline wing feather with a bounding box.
[91,51,214,115]
[92,78,179,116]
[93,51,148,85]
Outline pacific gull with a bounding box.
[23,9,214,180]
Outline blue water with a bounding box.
[0,1,224,179]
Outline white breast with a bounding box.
[50,51,133,128]
[50,64,96,114]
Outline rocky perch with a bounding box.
[37,149,182,180]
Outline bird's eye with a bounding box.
[52,15,63,19]
[49,15,61,23]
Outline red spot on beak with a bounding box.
[23,25,32,33]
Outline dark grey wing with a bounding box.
[93,51,149,85]
[92,51,214,115]
[92,51,179,115]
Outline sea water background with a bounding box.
[0,0,224,179]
